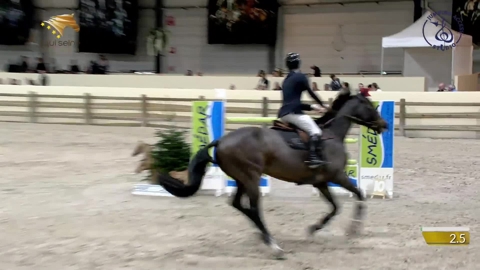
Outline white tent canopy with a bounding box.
[381,11,473,90]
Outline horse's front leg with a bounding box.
[329,172,366,236]
[307,181,339,238]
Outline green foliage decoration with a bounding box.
[151,128,191,174]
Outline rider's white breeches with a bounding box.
[280,114,322,136]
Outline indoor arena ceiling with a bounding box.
[33,0,409,9]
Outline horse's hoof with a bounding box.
[270,243,285,260]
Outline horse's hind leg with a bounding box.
[332,173,365,236]
[230,178,284,259]
[244,179,285,259]
[307,182,339,238]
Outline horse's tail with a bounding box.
[158,140,218,198]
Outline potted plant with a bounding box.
[150,128,190,184]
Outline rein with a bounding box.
[316,93,378,130]
[318,110,376,130]
[344,115,377,129]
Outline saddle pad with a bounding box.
[273,129,308,150]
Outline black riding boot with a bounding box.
[305,135,326,169]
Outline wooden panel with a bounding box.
[0,111,29,117]
[405,102,480,106]
[1,93,480,135]
[92,113,191,121]
[283,1,413,73]
[404,125,480,131]
[37,112,84,119]
[91,103,141,110]
[0,101,29,107]
[405,113,480,118]
[37,102,84,109]
[164,8,269,75]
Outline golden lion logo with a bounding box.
[41,14,80,39]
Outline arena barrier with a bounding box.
[191,98,395,198]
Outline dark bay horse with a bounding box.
[157,92,388,259]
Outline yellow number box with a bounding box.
[422,227,470,245]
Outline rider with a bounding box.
[278,52,328,168]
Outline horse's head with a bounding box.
[343,94,388,134]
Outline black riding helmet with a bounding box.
[285,52,300,70]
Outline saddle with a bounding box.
[270,120,332,151]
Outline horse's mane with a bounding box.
[315,91,354,127]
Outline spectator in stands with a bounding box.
[6,60,14,72]
[342,82,351,93]
[255,70,269,90]
[272,68,283,77]
[86,61,95,73]
[69,60,81,73]
[352,83,364,94]
[312,82,320,91]
[360,87,371,96]
[323,83,330,90]
[330,74,342,91]
[437,83,446,91]
[448,84,457,92]
[89,56,108,74]
[276,68,283,77]
[371,82,382,91]
[97,55,109,74]
[186,70,193,76]
[311,65,321,77]
[35,57,47,73]
[20,56,29,72]
[272,82,282,90]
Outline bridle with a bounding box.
[318,108,380,132]
[315,94,383,131]
[344,115,381,131]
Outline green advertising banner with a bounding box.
[345,164,358,179]
[191,101,210,158]
[360,101,383,168]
